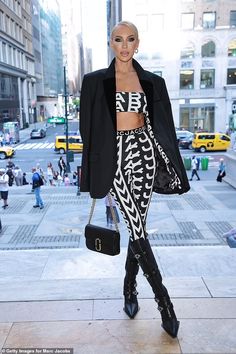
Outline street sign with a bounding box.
[47,116,66,124]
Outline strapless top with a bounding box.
[116,91,147,113]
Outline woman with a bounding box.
[216,158,226,182]
[80,21,190,338]
[47,162,54,186]
[58,156,66,177]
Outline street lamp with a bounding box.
[63,66,71,173]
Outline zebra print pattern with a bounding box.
[110,126,156,241]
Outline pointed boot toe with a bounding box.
[162,319,180,338]
[124,299,140,319]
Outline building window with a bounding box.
[181,43,195,58]
[150,14,164,31]
[180,106,215,132]
[2,43,6,62]
[201,40,215,57]
[5,15,10,34]
[203,12,216,29]
[136,14,148,32]
[228,39,236,57]
[180,70,194,89]
[200,69,215,88]
[181,13,194,30]
[227,68,236,85]
[230,11,236,27]
[0,11,5,31]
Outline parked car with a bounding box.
[192,132,231,152]
[175,130,193,143]
[30,128,46,139]
[0,146,15,160]
[179,133,194,149]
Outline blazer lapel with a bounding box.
[133,59,154,127]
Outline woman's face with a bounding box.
[110,25,139,63]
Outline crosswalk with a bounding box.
[14,142,55,150]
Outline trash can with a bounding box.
[183,157,191,170]
[67,150,74,162]
[201,157,209,170]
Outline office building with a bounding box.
[0,0,36,129]
[122,0,236,132]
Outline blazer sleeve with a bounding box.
[79,74,93,191]
[80,74,92,146]
[160,78,178,146]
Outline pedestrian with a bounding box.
[22,172,29,185]
[64,173,70,186]
[5,166,14,186]
[105,194,120,227]
[58,156,66,176]
[0,168,9,209]
[72,171,77,186]
[216,158,226,182]
[189,155,200,181]
[13,165,23,186]
[6,158,15,169]
[79,21,190,338]
[32,167,44,209]
[47,162,54,186]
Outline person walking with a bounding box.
[32,167,44,209]
[58,156,66,176]
[79,21,190,338]
[0,168,9,209]
[216,158,226,182]
[13,165,23,186]
[189,155,200,181]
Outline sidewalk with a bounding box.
[0,175,236,352]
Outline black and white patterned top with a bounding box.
[116,92,147,113]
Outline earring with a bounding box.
[135,48,138,54]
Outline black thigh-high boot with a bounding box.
[130,238,180,338]
[123,239,140,319]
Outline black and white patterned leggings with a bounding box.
[110,125,156,242]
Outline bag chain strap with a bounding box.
[88,193,119,233]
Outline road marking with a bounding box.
[15,142,54,150]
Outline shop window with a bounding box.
[228,39,236,57]
[227,68,236,85]
[200,69,215,88]
[201,40,215,57]
[180,70,194,89]
[230,11,236,27]
[203,12,216,29]
[181,13,194,30]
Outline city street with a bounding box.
[0,120,82,175]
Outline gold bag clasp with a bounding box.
[95,238,102,251]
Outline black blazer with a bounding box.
[80,59,190,198]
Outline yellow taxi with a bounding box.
[0,146,15,160]
[54,135,83,154]
[192,132,231,153]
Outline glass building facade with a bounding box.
[39,0,63,96]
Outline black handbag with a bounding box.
[85,194,120,256]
